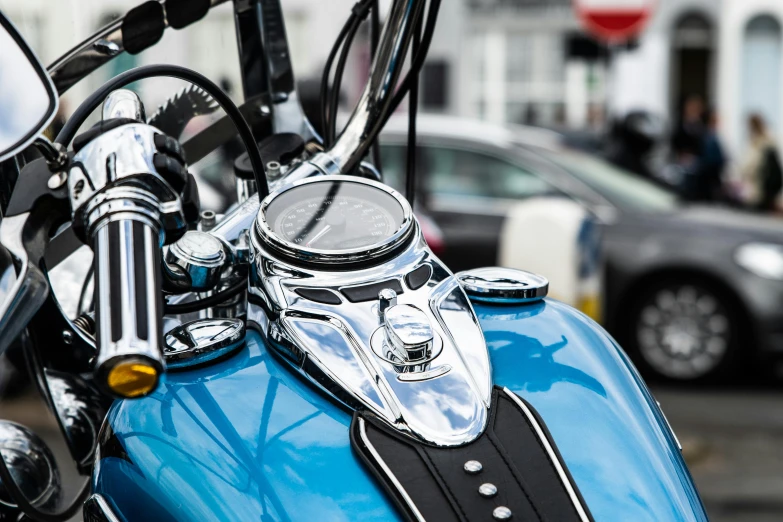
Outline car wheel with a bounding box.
[626,278,741,381]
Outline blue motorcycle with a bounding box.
[0,1,707,521]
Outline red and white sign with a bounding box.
[574,0,656,42]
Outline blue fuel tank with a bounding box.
[93,298,708,521]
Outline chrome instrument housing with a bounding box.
[247,176,492,447]
[254,175,414,266]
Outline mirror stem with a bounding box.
[33,136,68,172]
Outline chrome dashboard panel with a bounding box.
[247,203,492,447]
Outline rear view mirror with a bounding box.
[0,12,58,164]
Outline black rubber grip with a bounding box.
[166,0,210,29]
[122,1,165,55]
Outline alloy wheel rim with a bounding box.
[635,285,730,379]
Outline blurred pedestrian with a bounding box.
[740,113,782,212]
[683,108,725,202]
[672,95,705,162]
[605,110,662,179]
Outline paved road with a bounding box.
[655,385,783,522]
[3,386,783,521]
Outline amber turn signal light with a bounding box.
[106,361,159,398]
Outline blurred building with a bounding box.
[457,0,609,131]
[5,0,783,159]
[613,0,783,159]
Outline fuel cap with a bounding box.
[457,267,548,304]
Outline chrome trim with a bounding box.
[378,288,398,316]
[83,493,121,522]
[36,370,107,472]
[0,213,50,355]
[92,217,165,379]
[248,206,492,446]
[656,400,683,452]
[164,318,245,370]
[358,418,426,522]
[502,388,591,522]
[369,325,443,367]
[47,0,229,94]
[383,304,435,362]
[209,194,260,262]
[101,89,146,121]
[255,175,414,266]
[236,179,257,205]
[165,231,226,292]
[457,267,549,304]
[0,421,61,509]
[68,123,182,222]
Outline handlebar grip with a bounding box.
[92,216,165,398]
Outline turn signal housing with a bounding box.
[106,361,159,398]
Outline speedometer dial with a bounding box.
[256,177,412,265]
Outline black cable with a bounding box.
[379,0,441,130]
[54,64,270,199]
[406,12,423,206]
[329,15,363,145]
[344,0,438,172]
[369,0,383,174]
[164,277,246,315]
[77,263,94,314]
[320,16,354,143]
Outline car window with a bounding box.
[380,143,554,200]
[544,149,678,212]
[378,143,406,193]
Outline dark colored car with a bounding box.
[381,115,783,382]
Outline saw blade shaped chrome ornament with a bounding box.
[147,84,219,139]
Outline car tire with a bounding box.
[624,277,743,382]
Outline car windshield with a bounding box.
[542,149,680,212]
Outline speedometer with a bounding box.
[255,176,413,265]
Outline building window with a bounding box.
[506,34,534,83]
[742,14,782,142]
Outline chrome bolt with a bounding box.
[378,288,398,316]
[479,483,497,498]
[62,330,73,345]
[463,460,482,475]
[200,210,217,231]
[93,39,120,56]
[47,171,67,190]
[493,507,512,520]
[266,161,282,179]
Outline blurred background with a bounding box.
[2,0,783,520]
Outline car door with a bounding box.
[380,142,558,272]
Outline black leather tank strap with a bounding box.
[350,386,594,522]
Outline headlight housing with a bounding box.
[734,243,783,280]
